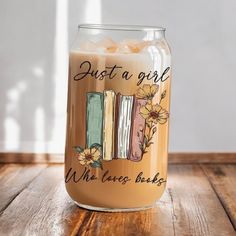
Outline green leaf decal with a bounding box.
[90,143,102,150]
[73,146,84,153]
[143,136,148,145]
[161,90,166,99]
[152,127,157,134]
[90,160,103,170]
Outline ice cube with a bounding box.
[117,41,132,53]
[96,38,118,53]
[79,41,97,51]
[118,40,149,53]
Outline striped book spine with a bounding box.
[103,90,116,161]
[86,92,104,148]
[115,94,134,159]
[129,98,147,161]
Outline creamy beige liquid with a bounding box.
[65,43,171,209]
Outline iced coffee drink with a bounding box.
[65,25,171,211]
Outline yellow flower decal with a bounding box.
[136,84,159,100]
[137,84,169,156]
[77,147,101,165]
[74,144,103,169]
[140,104,169,124]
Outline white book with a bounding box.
[116,94,134,159]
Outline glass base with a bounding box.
[74,201,154,212]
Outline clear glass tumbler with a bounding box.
[65,24,171,212]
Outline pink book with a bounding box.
[128,98,147,162]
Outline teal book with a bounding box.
[86,92,104,148]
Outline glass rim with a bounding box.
[78,24,166,32]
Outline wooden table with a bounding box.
[0,162,235,236]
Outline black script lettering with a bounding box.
[137,72,145,85]
[135,172,166,186]
[73,60,122,81]
[137,67,170,85]
[159,67,170,82]
[137,71,159,85]
[73,61,91,81]
[102,170,131,185]
[122,71,133,80]
[65,167,97,183]
[80,167,97,182]
[106,65,121,79]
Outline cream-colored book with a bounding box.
[102,90,116,161]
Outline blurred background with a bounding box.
[0,0,235,154]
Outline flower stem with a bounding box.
[147,121,153,140]
[159,97,163,105]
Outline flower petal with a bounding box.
[150,84,159,95]
[159,109,169,118]
[87,160,94,164]
[79,152,86,158]
[136,88,146,98]
[90,147,98,154]
[84,148,91,155]
[158,117,168,124]
[147,117,158,124]
[140,105,151,116]
[145,104,153,111]
[140,113,149,119]
[160,114,169,119]
[153,104,162,113]
[79,160,86,165]
[78,155,85,161]
[142,84,151,95]
[91,147,101,160]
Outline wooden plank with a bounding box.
[0,152,63,163]
[0,165,89,236]
[74,165,235,236]
[166,164,235,236]
[0,164,46,214]
[75,191,175,236]
[0,164,235,235]
[0,153,236,164]
[0,164,174,236]
[168,153,236,164]
[202,164,236,230]
[0,164,5,171]
[67,164,236,236]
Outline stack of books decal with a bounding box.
[74,84,168,169]
[86,90,146,162]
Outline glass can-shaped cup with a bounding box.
[65,24,171,212]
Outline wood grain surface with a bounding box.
[0,164,235,236]
[167,165,235,236]
[202,164,236,229]
[0,152,235,164]
[0,164,46,214]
